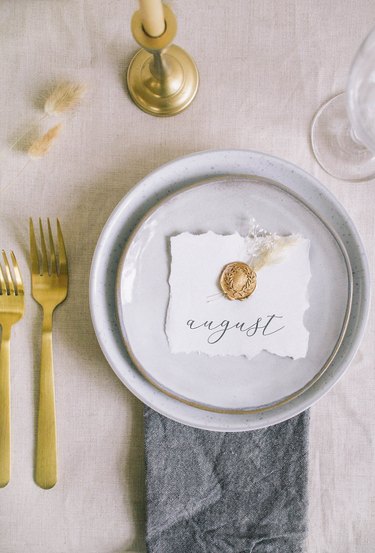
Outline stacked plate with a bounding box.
[89,150,370,431]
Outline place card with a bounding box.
[165,231,311,360]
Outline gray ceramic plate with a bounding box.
[90,150,370,431]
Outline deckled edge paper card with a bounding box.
[165,231,311,360]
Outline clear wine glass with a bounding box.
[311,26,375,181]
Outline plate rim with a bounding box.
[116,174,354,414]
[89,148,371,431]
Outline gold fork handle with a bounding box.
[0,326,11,487]
[36,310,57,489]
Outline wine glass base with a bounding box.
[311,92,375,181]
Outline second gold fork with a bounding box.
[30,218,68,489]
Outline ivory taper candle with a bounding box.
[139,0,165,37]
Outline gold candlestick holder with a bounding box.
[127,4,199,117]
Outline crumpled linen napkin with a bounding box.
[145,407,308,553]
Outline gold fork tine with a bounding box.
[29,218,40,276]
[10,252,23,295]
[47,218,57,274]
[0,263,6,294]
[57,219,67,274]
[39,218,49,276]
[2,251,14,295]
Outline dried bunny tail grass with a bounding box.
[28,123,63,158]
[252,235,299,272]
[44,82,87,116]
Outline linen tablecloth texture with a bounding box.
[0,1,375,552]
[145,409,309,553]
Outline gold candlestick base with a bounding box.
[127,5,199,117]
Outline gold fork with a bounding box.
[0,251,24,487]
[30,218,68,489]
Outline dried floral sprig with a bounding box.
[251,235,299,272]
[246,218,298,271]
[6,82,86,154]
[44,82,87,116]
[28,123,63,158]
[9,123,64,184]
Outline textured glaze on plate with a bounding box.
[89,150,370,431]
[117,176,351,412]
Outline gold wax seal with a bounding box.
[220,262,257,300]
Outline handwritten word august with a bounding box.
[186,315,285,344]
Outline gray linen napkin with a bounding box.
[145,408,308,553]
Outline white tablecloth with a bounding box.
[0,1,374,551]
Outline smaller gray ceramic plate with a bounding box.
[117,176,352,413]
